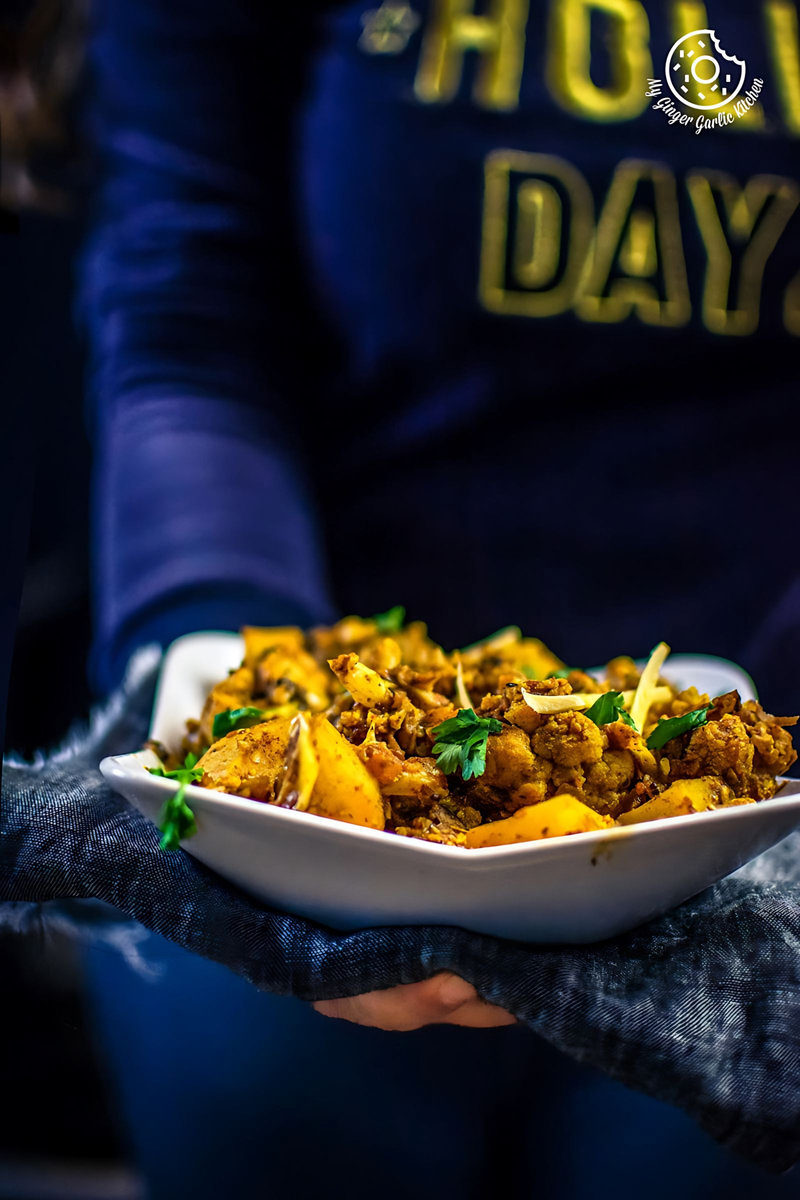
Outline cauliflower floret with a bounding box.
[583,749,636,816]
[482,725,537,791]
[531,712,604,767]
[682,714,754,783]
[740,700,798,777]
[604,720,659,776]
[605,656,640,691]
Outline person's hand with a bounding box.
[312,971,518,1031]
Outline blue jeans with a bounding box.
[84,932,798,1200]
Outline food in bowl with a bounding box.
[146,613,797,850]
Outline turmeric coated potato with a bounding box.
[616,777,750,825]
[465,795,611,848]
[242,625,305,672]
[197,665,255,746]
[196,717,294,801]
[306,714,385,830]
[257,646,331,709]
[196,710,384,830]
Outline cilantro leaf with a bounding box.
[433,739,469,776]
[432,709,503,781]
[147,752,203,851]
[646,706,711,751]
[547,667,574,679]
[373,605,406,634]
[157,784,198,851]
[146,751,203,782]
[212,706,279,739]
[584,691,637,730]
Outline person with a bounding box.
[5,0,800,1195]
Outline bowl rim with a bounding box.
[123,631,792,862]
[100,749,800,865]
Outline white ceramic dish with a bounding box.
[100,633,800,943]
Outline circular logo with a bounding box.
[665,29,747,111]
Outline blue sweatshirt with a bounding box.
[80,0,800,708]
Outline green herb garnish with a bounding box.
[547,667,574,679]
[212,706,281,739]
[147,752,203,851]
[584,691,637,730]
[372,605,406,634]
[646,706,711,750]
[432,709,503,781]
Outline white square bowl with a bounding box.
[100,633,800,943]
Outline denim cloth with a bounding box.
[2,654,800,1173]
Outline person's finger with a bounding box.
[434,972,516,1026]
[313,972,475,1030]
[312,972,515,1031]
[439,999,518,1028]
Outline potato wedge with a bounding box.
[242,625,305,671]
[197,717,294,801]
[617,777,748,825]
[276,713,320,811]
[198,665,255,745]
[465,795,611,847]
[258,646,331,710]
[306,714,385,829]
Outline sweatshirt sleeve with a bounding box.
[78,0,334,692]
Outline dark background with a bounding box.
[4,205,91,756]
[1,192,141,1195]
